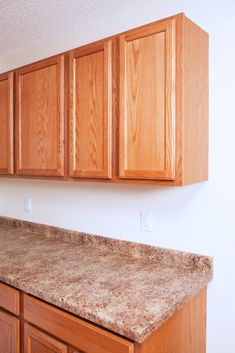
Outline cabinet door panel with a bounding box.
[24,324,67,353]
[0,309,20,353]
[69,40,112,178]
[16,56,65,176]
[0,73,14,174]
[119,19,176,180]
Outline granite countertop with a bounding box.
[0,217,213,343]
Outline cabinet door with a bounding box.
[0,73,14,174]
[69,40,112,179]
[24,324,67,353]
[119,19,176,180]
[15,56,65,177]
[0,309,20,353]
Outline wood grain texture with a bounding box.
[69,40,112,178]
[23,294,134,353]
[68,347,83,353]
[135,287,207,353]
[0,309,20,353]
[119,19,176,180]
[182,15,209,184]
[0,12,208,185]
[15,56,65,177]
[0,72,14,174]
[24,324,68,353]
[0,281,20,316]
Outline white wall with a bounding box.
[1,0,235,352]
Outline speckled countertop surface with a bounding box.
[0,217,213,343]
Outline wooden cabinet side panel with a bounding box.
[15,56,65,177]
[119,19,176,180]
[135,287,207,353]
[0,309,20,353]
[182,16,209,184]
[0,73,14,174]
[69,40,112,179]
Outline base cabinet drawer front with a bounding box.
[24,324,68,353]
[23,294,134,353]
[0,309,20,353]
[0,282,20,315]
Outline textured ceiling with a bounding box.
[0,0,139,58]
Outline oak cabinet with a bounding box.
[0,13,208,185]
[15,56,65,177]
[69,40,112,179]
[0,281,207,353]
[0,281,20,316]
[119,19,175,180]
[23,294,134,353]
[24,324,68,353]
[0,309,20,353]
[119,14,208,184]
[0,72,14,175]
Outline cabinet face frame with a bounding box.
[0,72,14,175]
[119,19,176,180]
[69,40,112,179]
[15,56,65,177]
[0,308,20,353]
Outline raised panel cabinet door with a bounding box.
[0,73,14,174]
[69,40,112,179]
[15,56,65,177]
[24,324,68,353]
[119,19,176,180]
[0,309,20,353]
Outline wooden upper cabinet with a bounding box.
[119,19,176,180]
[0,309,20,353]
[0,13,208,185]
[15,56,65,177]
[69,40,112,179]
[0,73,14,175]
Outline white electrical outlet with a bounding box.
[140,210,153,232]
[24,197,32,213]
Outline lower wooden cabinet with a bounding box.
[23,294,134,353]
[0,309,20,353]
[24,324,67,353]
[0,281,20,316]
[0,281,207,353]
